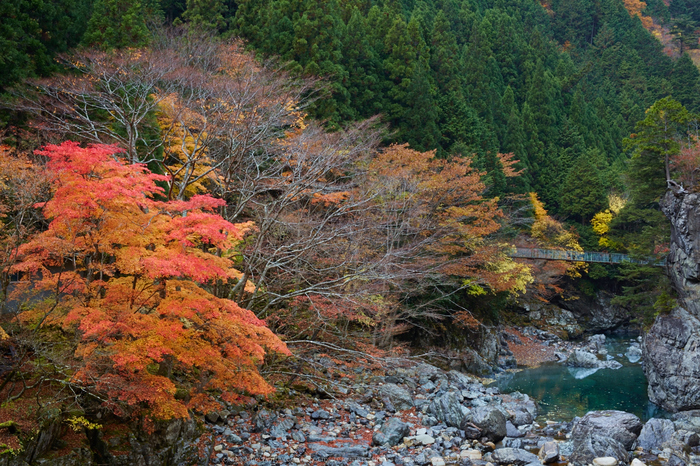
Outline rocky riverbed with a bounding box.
[198,337,700,466]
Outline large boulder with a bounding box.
[643,308,700,411]
[637,418,676,451]
[378,383,414,411]
[625,344,642,363]
[429,392,470,428]
[462,406,507,442]
[567,349,603,368]
[569,411,642,465]
[502,393,538,426]
[570,410,642,450]
[567,350,622,371]
[569,435,629,466]
[454,347,493,375]
[372,417,410,446]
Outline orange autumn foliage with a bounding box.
[622,0,654,30]
[367,144,527,292]
[11,142,289,422]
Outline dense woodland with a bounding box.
[1,0,700,441]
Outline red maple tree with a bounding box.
[11,142,289,423]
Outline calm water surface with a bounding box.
[493,336,667,422]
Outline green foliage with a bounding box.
[670,15,699,55]
[623,97,691,204]
[669,0,700,23]
[611,263,673,325]
[670,54,700,113]
[83,0,160,49]
[225,0,690,222]
[179,0,228,32]
[0,0,91,90]
[559,156,607,224]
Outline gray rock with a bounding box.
[567,349,602,368]
[379,383,414,411]
[503,396,538,426]
[506,421,525,438]
[447,370,478,389]
[625,345,642,363]
[588,334,606,351]
[538,441,559,463]
[644,308,700,411]
[569,435,629,466]
[414,434,436,445]
[311,409,331,420]
[673,429,700,447]
[414,363,443,380]
[637,418,675,451]
[559,440,574,457]
[557,291,631,334]
[347,402,370,418]
[462,406,507,442]
[253,410,277,432]
[646,192,700,411]
[570,410,642,451]
[673,410,700,434]
[491,447,541,465]
[269,418,296,439]
[309,443,370,459]
[457,348,493,375]
[667,454,689,466]
[372,418,410,447]
[429,392,470,428]
[600,360,623,370]
[660,190,700,320]
[504,438,524,448]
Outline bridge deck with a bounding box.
[510,248,664,266]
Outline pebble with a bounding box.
[461,449,482,460]
[415,434,435,445]
[593,457,618,466]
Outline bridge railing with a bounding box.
[510,248,665,266]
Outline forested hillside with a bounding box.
[1,0,700,455]
[4,0,700,220]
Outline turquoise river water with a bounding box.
[493,336,668,422]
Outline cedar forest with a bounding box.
[1,0,700,447]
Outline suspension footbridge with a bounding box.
[510,248,665,266]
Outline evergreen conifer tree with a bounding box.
[83,0,156,49]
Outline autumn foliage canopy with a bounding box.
[11,142,289,421]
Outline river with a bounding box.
[493,336,668,422]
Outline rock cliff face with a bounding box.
[556,290,633,334]
[644,191,700,411]
[660,191,700,316]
